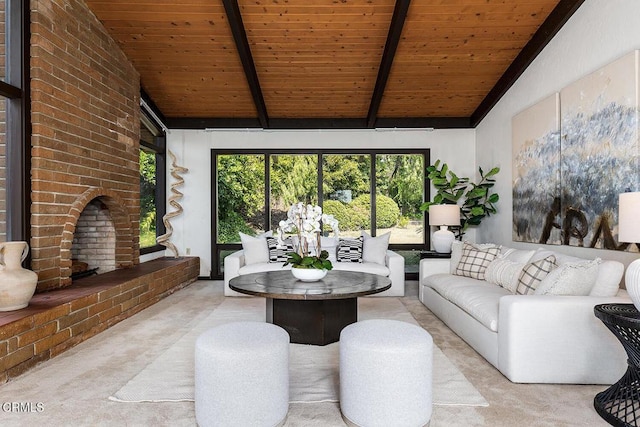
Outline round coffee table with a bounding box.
[229,270,391,345]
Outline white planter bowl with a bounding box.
[291,267,328,282]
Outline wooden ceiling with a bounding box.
[84,0,584,129]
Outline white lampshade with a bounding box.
[428,204,460,226]
[619,192,640,243]
[618,192,640,312]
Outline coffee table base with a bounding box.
[266,298,357,345]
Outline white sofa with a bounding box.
[225,249,405,297]
[419,242,630,384]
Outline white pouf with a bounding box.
[195,321,290,427]
[340,319,433,427]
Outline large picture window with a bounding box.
[211,149,429,279]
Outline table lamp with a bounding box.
[618,192,640,311]
[429,204,460,253]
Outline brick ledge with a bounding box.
[0,257,200,384]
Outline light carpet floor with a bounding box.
[0,280,610,426]
[109,297,487,406]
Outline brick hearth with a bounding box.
[0,257,199,384]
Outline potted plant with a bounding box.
[420,160,500,239]
[278,202,339,281]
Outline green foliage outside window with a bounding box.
[216,152,425,241]
[140,150,157,248]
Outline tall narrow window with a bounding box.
[139,106,166,253]
[3,0,27,242]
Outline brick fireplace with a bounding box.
[30,0,140,292]
[0,1,200,384]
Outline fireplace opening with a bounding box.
[70,198,116,280]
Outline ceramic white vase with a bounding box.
[291,267,328,282]
[0,241,39,311]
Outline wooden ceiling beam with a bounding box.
[469,0,585,127]
[222,0,269,128]
[366,0,411,129]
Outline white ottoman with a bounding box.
[340,319,433,427]
[195,321,290,427]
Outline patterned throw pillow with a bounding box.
[337,237,363,263]
[266,237,294,263]
[516,255,558,295]
[454,242,500,280]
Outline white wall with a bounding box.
[166,129,475,276]
[476,0,640,269]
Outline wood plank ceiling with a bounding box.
[84,0,584,129]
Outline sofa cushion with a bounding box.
[534,258,601,296]
[530,248,583,265]
[332,261,390,277]
[239,262,291,275]
[337,237,363,263]
[362,231,390,266]
[485,258,525,293]
[450,241,500,274]
[239,231,272,265]
[516,255,557,295]
[500,247,536,263]
[455,242,500,280]
[425,273,509,332]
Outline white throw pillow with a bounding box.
[450,241,500,274]
[361,231,390,266]
[485,258,525,293]
[239,231,272,265]
[535,258,601,296]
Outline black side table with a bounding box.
[594,304,640,427]
[419,250,451,259]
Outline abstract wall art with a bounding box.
[512,50,639,251]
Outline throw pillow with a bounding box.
[534,258,601,296]
[516,255,558,295]
[361,231,390,266]
[337,237,363,263]
[266,237,295,263]
[485,258,525,293]
[239,231,272,265]
[454,242,501,280]
[450,241,500,274]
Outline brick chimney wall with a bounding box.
[30,0,141,292]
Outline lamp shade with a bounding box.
[429,204,460,226]
[619,192,640,243]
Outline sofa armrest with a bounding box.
[419,258,451,282]
[223,250,247,296]
[498,294,630,384]
[381,250,405,297]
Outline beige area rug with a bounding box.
[110,297,488,407]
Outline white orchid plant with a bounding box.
[277,202,339,270]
